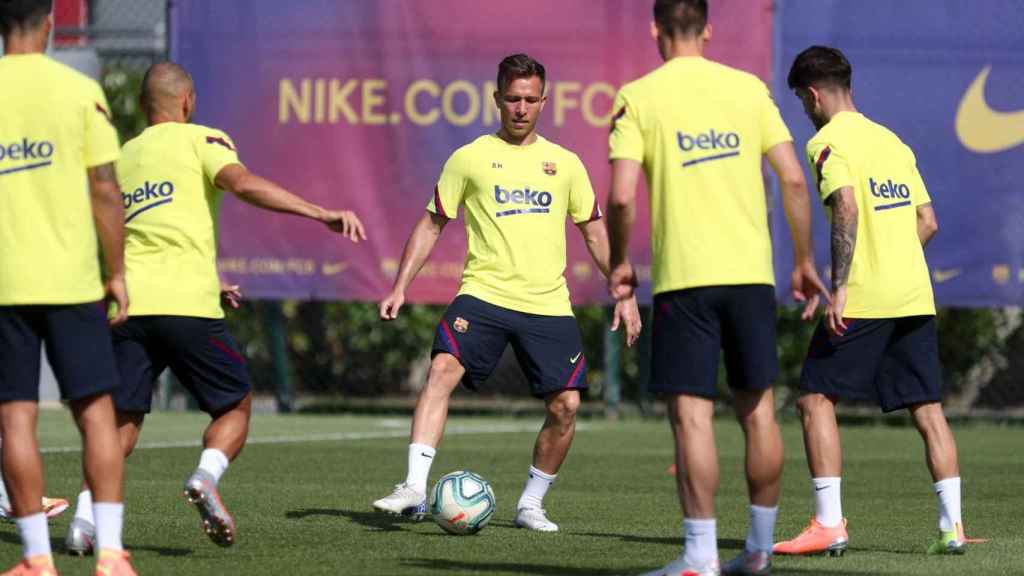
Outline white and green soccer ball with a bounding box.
[430,470,496,535]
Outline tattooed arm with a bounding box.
[826,186,857,336]
[88,162,128,324]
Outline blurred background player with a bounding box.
[373,54,641,533]
[774,45,965,558]
[606,1,826,574]
[65,61,366,554]
[0,0,135,574]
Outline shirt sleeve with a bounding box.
[199,129,242,183]
[759,84,793,153]
[427,149,467,218]
[907,147,932,206]
[806,139,854,202]
[567,154,601,224]
[83,81,121,168]
[609,88,644,163]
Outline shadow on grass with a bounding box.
[400,558,650,575]
[284,508,411,532]
[771,567,876,576]
[0,531,192,558]
[571,531,746,551]
[844,545,924,556]
[405,557,883,576]
[123,543,193,557]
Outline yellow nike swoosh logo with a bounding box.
[570,352,582,364]
[956,66,1024,153]
[932,268,962,284]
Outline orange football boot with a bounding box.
[94,549,136,576]
[0,555,57,576]
[773,518,848,556]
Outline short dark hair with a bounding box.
[654,0,708,40]
[496,53,546,94]
[787,45,853,91]
[0,0,52,36]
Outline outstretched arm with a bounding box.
[606,158,642,301]
[577,219,641,346]
[380,211,450,320]
[826,186,858,336]
[766,141,828,319]
[917,203,938,246]
[88,162,128,325]
[214,163,366,242]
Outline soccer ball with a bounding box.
[430,470,496,535]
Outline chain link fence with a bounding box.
[54,0,167,140]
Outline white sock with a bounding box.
[934,477,962,532]
[74,489,94,524]
[198,448,230,484]
[813,477,843,527]
[15,513,51,558]
[745,505,778,553]
[516,466,556,511]
[93,502,124,551]
[682,518,717,567]
[405,443,435,494]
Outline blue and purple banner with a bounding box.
[172,0,1022,307]
[773,0,1024,306]
[170,0,773,304]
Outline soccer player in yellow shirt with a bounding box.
[606,2,826,574]
[0,1,135,574]
[373,54,641,532]
[63,61,365,554]
[773,45,965,558]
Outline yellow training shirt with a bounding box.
[807,111,935,318]
[0,54,120,304]
[117,123,242,318]
[428,134,600,316]
[609,57,793,295]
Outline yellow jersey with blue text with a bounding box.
[0,54,120,304]
[609,57,793,295]
[807,111,935,318]
[117,122,241,318]
[428,134,600,316]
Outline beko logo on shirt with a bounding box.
[123,180,175,222]
[493,184,552,217]
[677,130,741,167]
[868,177,910,199]
[0,138,55,176]
[869,177,912,212]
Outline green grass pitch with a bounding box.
[1,411,1020,575]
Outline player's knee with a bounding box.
[547,392,579,423]
[426,354,464,389]
[667,402,708,432]
[734,390,776,427]
[795,393,829,419]
[739,402,776,432]
[911,402,950,437]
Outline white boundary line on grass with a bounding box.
[39,422,591,455]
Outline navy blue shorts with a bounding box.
[112,316,251,415]
[650,285,778,398]
[801,316,942,413]
[432,295,587,398]
[0,303,118,402]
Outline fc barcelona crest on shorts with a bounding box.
[453,317,470,333]
[542,162,557,176]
